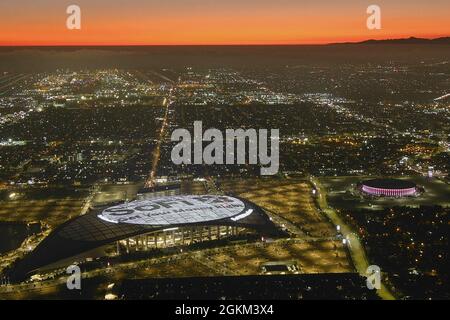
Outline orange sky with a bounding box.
[1,0,449,45]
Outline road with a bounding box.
[145,93,172,188]
[80,184,99,215]
[310,177,396,300]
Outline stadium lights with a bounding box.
[163,227,179,232]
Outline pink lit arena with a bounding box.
[361,179,418,197]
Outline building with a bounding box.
[10,195,279,280]
[360,179,418,197]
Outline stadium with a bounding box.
[10,195,279,280]
[360,179,418,197]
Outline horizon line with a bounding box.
[1,36,449,48]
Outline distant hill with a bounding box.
[332,37,450,45]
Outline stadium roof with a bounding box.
[98,195,248,226]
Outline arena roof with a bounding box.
[362,179,416,190]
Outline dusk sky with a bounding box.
[1,0,449,45]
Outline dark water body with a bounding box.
[0,222,41,254]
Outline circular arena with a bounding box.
[360,179,417,197]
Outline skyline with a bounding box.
[1,0,450,46]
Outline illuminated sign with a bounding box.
[98,195,246,225]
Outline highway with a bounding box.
[310,177,396,300]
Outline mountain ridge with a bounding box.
[331,36,450,45]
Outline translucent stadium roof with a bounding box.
[98,195,246,226]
